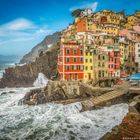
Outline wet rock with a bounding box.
[1,92,7,95]
[8,91,15,93]
[81,99,94,111]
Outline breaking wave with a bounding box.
[0,88,128,140]
[33,73,48,87]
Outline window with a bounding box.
[102,62,105,67]
[80,58,83,62]
[114,52,117,57]
[66,58,70,62]
[69,74,72,80]
[85,66,88,70]
[66,66,70,70]
[72,66,74,70]
[94,50,96,54]
[85,59,88,62]
[90,59,92,63]
[67,49,70,54]
[86,52,88,56]
[74,57,77,62]
[139,49,140,52]
[102,71,104,77]
[80,50,83,54]
[138,54,140,57]
[80,65,84,70]
[99,71,101,78]
[75,74,78,80]
[76,66,79,70]
[98,62,100,67]
[90,66,93,70]
[73,65,77,70]
[98,55,101,60]
[74,49,77,54]
[90,52,92,56]
[102,56,105,60]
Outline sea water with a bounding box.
[0,87,128,140]
[0,57,128,140]
[0,55,19,78]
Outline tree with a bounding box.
[72,9,82,17]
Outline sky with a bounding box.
[0,0,140,56]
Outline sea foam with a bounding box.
[0,87,128,140]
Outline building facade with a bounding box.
[58,42,84,81]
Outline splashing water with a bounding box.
[0,87,128,140]
[33,73,48,87]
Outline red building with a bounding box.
[58,42,84,81]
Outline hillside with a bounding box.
[0,41,60,87]
[20,32,61,64]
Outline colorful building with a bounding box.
[135,43,140,71]
[58,9,140,81]
[97,50,109,79]
[58,42,84,81]
[84,45,94,81]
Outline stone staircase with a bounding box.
[81,82,130,111]
[92,90,124,105]
[53,82,130,111]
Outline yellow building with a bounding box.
[95,10,124,25]
[96,23,119,35]
[119,41,128,65]
[125,15,138,29]
[135,11,140,17]
[84,47,94,81]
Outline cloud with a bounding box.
[1,18,36,30]
[0,18,52,42]
[0,18,53,55]
[70,1,98,12]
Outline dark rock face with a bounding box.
[0,43,60,88]
[20,32,61,64]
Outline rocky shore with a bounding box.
[0,43,60,88]
[19,80,140,139]
[21,80,115,105]
[20,80,140,111]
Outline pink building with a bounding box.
[108,49,120,77]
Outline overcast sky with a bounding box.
[0,0,140,56]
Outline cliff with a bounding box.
[0,42,60,88]
[20,32,61,64]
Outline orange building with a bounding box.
[75,18,87,32]
[58,42,84,81]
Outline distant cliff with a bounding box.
[20,32,61,64]
[0,41,60,88]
